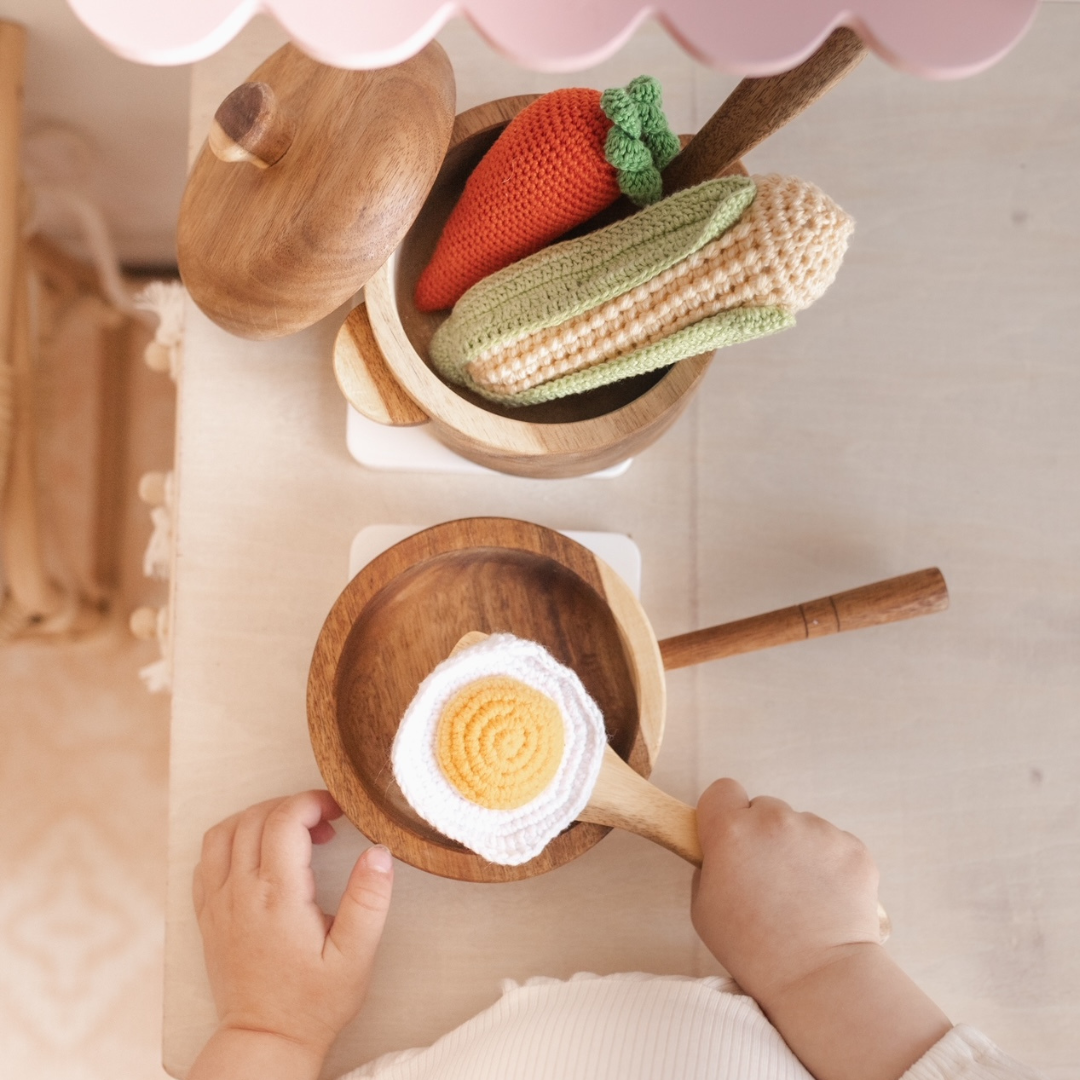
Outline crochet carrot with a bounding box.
[414,75,680,313]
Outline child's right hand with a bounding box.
[690,777,882,1007]
[692,779,951,1080]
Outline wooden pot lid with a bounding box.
[177,41,455,340]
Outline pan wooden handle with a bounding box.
[333,301,429,426]
[658,568,949,671]
[662,27,866,195]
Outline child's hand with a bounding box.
[191,790,393,1075]
[691,779,951,1080]
[691,777,881,1006]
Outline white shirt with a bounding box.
[340,972,1044,1080]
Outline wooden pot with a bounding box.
[334,29,870,478]
[335,97,714,479]
[307,517,949,882]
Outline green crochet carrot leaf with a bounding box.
[414,75,680,313]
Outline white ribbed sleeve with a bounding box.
[902,1025,1048,1080]
[339,973,812,1080]
[338,974,1046,1080]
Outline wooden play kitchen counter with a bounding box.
[164,15,1080,1080]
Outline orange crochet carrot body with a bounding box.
[415,76,679,313]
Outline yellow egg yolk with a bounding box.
[435,675,565,810]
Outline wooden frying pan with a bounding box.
[307,518,947,883]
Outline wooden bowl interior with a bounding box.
[393,118,672,425]
[330,545,645,879]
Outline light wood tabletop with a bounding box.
[165,13,1080,1078]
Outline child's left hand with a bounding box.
[191,790,394,1073]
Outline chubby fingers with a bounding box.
[195,791,343,895]
[259,790,343,889]
[198,807,247,893]
[696,778,750,837]
[327,846,394,968]
[692,780,749,911]
[696,782,800,859]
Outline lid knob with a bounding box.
[208,81,294,169]
[177,41,456,339]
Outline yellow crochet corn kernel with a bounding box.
[435,676,565,810]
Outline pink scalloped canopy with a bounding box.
[66,0,1038,78]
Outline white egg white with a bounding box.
[391,634,607,865]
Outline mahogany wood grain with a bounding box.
[663,27,867,195]
[355,97,713,478]
[310,518,946,879]
[333,301,428,426]
[178,41,455,340]
[658,568,949,671]
[308,520,926,930]
[307,518,665,882]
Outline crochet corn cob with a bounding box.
[430,174,853,406]
[414,76,680,313]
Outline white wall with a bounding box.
[0,0,189,266]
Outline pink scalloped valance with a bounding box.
[66,0,1038,78]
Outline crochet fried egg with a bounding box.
[391,633,607,865]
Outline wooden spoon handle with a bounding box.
[658,568,948,671]
[662,27,866,195]
[579,745,703,864]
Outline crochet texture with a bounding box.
[470,174,853,397]
[391,634,607,865]
[430,174,853,406]
[435,675,566,810]
[414,76,679,313]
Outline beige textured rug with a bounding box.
[0,305,174,1078]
